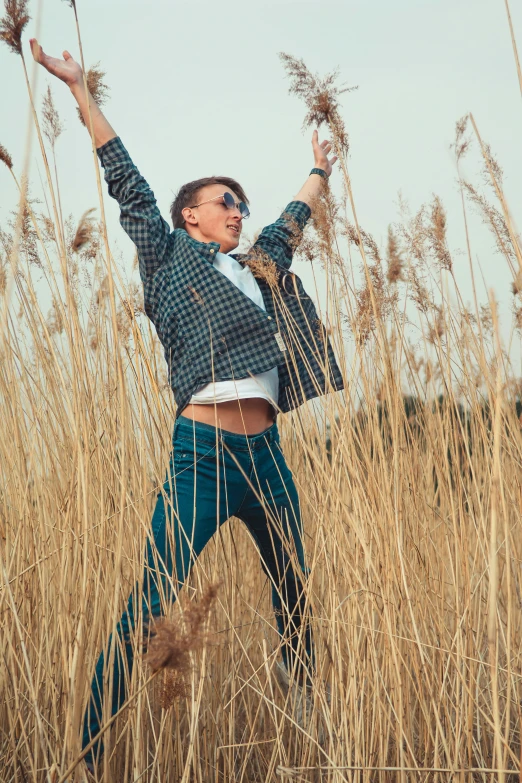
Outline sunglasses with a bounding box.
[190,192,250,220]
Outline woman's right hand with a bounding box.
[29,39,83,88]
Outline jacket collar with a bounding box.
[176,229,221,263]
[174,229,252,267]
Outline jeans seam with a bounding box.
[235,455,255,517]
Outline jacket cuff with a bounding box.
[283,200,312,229]
[96,136,131,167]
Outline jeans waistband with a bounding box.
[174,415,280,452]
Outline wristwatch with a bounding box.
[310,167,328,179]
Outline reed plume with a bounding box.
[353,258,393,344]
[279,52,356,154]
[76,63,109,125]
[453,114,471,162]
[481,141,504,188]
[294,230,319,265]
[511,271,522,295]
[386,225,404,283]
[513,302,522,332]
[42,85,64,149]
[71,208,96,253]
[0,0,29,55]
[0,142,13,169]
[428,195,452,272]
[427,304,445,345]
[311,186,341,266]
[145,584,219,674]
[343,220,381,264]
[463,180,517,266]
[6,184,40,267]
[243,247,280,287]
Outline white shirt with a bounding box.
[188,252,280,407]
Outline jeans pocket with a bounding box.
[173,436,222,477]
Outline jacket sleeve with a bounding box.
[250,200,311,271]
[97,137,173,283]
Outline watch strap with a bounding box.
[310,167,328,179]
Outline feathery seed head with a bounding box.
[294,230,320,265]
[95,275,110,305]
[145,583,218,674]
[145,619,192,675]
[386,226,404,284]
[76,63,109,125]
[42,86,64,148]
[482,142,503,188]
[116,305,131,341]
[0,143,13,169]
[511,272,522,296]
[40,215,56,243]
[453,114,471,163]
[463,180,517,264]
[311,188,340,266]
[428,196,452,272]
[514,304,522,333]
[8,184,40,266]
[0,0,30,55]
[160,670,187,708]
[354,259,395,345]
[480,303,493,335]
[279,52,355,155]
[243,252,279,288]
[408,266,430,315]
[281,211,306,254]
[343,220,381,264]
[427,305,445,345]
[127,281,144,315]
[47,301,64,336]
[71,208,96,252]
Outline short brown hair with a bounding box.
[170,176,249,230]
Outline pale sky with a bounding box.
[1,0,522,368]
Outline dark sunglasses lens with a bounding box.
[223,192,250,219]
[223,192,235,209]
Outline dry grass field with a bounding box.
[1,1,522,781]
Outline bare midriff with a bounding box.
[179,397,276,435]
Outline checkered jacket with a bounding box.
[97,137,344,418]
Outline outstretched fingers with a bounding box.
[29,37,43,63]
[27,39,82,85]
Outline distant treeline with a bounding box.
[324,394,522,461]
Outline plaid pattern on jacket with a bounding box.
[97,137,344,418]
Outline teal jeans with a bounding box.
[82,415,312,766]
